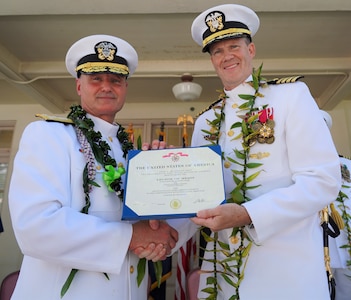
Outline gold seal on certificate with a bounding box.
[122,145,225,220]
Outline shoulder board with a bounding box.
[339,154,351,161]
[196,98,223,118]
[35,113,74,124]
[267,75,304,85]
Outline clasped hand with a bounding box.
[130,140,177,262]
[130,220,178,262]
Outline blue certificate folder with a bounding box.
[122,145,226,220]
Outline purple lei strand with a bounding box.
[76,127,96,192]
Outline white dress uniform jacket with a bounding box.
[9,114,192,300]
[191,77,341,300]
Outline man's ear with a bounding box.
[248,42,256,58]
[76,78,81,96]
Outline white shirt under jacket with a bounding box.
[191,77,341,300]
[9,114,194,300]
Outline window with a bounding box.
[119,119,194,149]
[0,124,14,215]
[0,163,7,212]
[151,123,194,148]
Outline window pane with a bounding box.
[121,123,144,149]
[0,129,13,150]
[0,127,14,216]
[0,163,7,203]
[119,120,194,149]
[152,124,194,148]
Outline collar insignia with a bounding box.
[205,11,225,33]
[204,134,218,141]
[341,163,351,183]
[95,41,117,61]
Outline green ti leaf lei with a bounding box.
[60,105,134,298]
[200,64,268,300]
[336,162,351,271]
[60,105,163,297]
[135,138,163,290]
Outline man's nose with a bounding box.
[100,79,112,91]
[223,49,234,60]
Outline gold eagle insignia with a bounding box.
[206,12,225,33]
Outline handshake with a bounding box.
[129,140,178,262]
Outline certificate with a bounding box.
[122,145,225,220]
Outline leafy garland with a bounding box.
[200,65,268,300]
[60,106,164,297]
[335,162,351,271]
[60,104,134,297]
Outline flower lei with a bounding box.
[200,65,268,300]
[60,104,134,298]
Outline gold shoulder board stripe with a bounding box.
[339,154,351,160]
[196,98,223,118]
[35,113,74,124]
[267,75,304,85]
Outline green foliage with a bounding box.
[137,135,142,150]
[200,65,266,300]
[61,269,78,298]
[153,261,163,287]
[336,185,351,270]
[137,258,146,287]
[60,105,134,298]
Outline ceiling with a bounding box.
[0,0,351,114]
